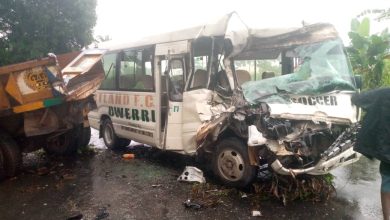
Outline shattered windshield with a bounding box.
[239,39,356,104]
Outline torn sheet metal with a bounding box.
[0,49,106,116]
[246,118,361,176]
[61,49,106,101]
[196,112,230,146]
[177,166,206,183]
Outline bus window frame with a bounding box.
[116,46,156,92]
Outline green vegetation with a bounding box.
[347,11,390,90]
[0,0,97,66]
[190,173,335,207]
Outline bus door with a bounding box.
[155,41,189,151]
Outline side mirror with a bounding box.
[354,75,362,90]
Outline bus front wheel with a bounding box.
[212,138,256,188]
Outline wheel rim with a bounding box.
[103,123,114,146]
[217,148,245,181]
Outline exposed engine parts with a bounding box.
[320,123,360,160]
[202,102,361,176]
[261,117,293,140]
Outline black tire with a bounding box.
[0,148,6,181]
[212,138,256,187]
[45,129,78,156]
[118,138,131,148]
[77,126,91,149]
[0,133,22,178]
[102,118,130,149]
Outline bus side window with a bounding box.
[190,56,208,89]
[119,50,154,91]
[100,53,117,90]
[188,37,212,90]
[168,59,184,101]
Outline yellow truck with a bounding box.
[0,49,105,180]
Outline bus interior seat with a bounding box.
[192,69,208,88]
[133,74,153,90]
[140,75,154,90]
[119,74,135,89]
[262,71,275,79]
[236,69,251,86]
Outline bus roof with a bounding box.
[97,12,339,54]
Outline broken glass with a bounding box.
[242,39,356,104]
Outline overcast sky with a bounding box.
[94,0,389,45]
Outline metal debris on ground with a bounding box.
[252,210,262,217]
[177,166,206,183]
[66,214,83,220]
[183,199,202,210]
[95,207,109,220]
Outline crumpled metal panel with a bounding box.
[177,166,206,183]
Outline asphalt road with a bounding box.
[0,129,382,219]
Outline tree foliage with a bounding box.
[0,0,97,66]
[347,17,390,89]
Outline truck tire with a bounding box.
[0,149,5,181]
[102,118,130,149]
[0,133,22,178]
[45,129,78,156]
[76,125,91,149]
[212,138,256,187]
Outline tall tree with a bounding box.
[0,0,97,66]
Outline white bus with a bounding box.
[89,13,361,187]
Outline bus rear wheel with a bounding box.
[102,118,130,149]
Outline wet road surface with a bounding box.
[0,129,382,219]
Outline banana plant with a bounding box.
[347,17,390,89]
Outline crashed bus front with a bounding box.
[197,22,361,186]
